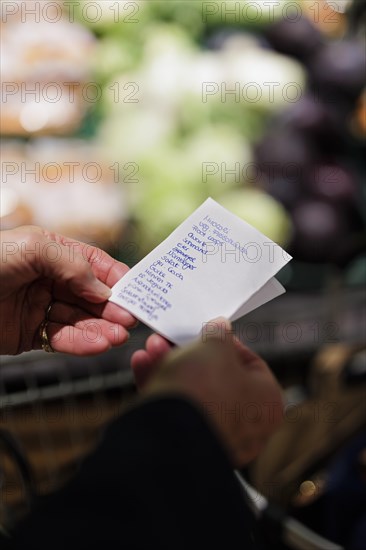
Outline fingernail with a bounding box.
[209,316,232,330]
[90,279,112,299]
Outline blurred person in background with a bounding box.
[0,225,283,549]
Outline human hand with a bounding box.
[131,333,173,388]
[0,225,136,355]
[132,319,283,467]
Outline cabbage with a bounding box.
[218,189,292,245]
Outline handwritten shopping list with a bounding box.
[110,198,292,346]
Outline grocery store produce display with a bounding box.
[1,0,365,282]
[258,14,365,268]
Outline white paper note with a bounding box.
[110,198,292,345]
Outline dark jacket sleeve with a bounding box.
[2,396,258,549]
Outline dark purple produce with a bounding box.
[265,17,324,62]
[306,164,358,204]
[255,128,315,180]
[262,177,302,210]
[309,40,366,103]
[281,95,345,153]
[291,199,348,262]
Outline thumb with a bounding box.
[34,233,111,303]
[201,316,234,344]
[67,262,112,303]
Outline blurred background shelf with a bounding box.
[1,286,364,404]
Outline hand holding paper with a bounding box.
[110,198,291,346]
